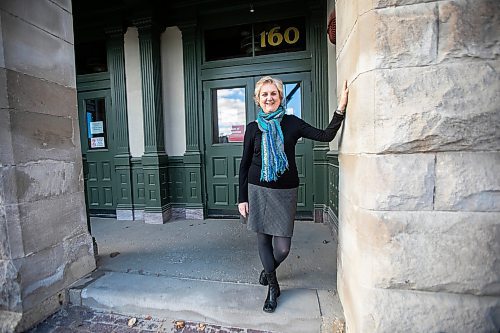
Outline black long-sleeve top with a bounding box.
[238,113,345,203]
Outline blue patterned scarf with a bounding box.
[256,105,289,182]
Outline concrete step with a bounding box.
[69,271,335,333]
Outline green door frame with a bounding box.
[179,0,329,220]
[77,88,116,214]
[202,77,254,217]
[202,72,314,218]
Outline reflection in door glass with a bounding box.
[85,98,107,149]
[213,87,246,144]
[284,82,302,118]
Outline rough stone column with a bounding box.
[336,0,500,331]
[133,17,171,224]
[0,1,96,331]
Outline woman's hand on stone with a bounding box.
[238,202,249,218]
[338,80,349,111]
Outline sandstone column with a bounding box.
[336,0,500,331]
[0,1,96,331]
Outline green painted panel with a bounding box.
[88,163,98,180]
[297,183,305,208]
[214,184,229,205]
[104,187,113,206]
[131,159,145,209]
[233,156,242,177]
[102,162,112,180]
[233,184,239,206]
[213,158,228,177]
[167,158,187,204]
[89,187,99,206]
[137,173,144,184]
[185,167,202,205]
[327,153,339,218]
[115,167,132,204]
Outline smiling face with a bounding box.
[258,83,282,114]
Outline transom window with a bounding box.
[204,17,306,62]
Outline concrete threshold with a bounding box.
[70,271,324,333]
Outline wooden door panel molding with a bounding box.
[102,162,112,181]
[212,157,228,178]
[297,183,306,208]
[295,155,305,177]
[233,156,242,178]
[214,184,229,205]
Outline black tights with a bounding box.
[257,232,291,273]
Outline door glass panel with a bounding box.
[85,98,108,149]
[284,82,302,118]
[212,87,246,144]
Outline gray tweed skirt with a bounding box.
[245,183,298,237]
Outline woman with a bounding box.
[238,76,349,313]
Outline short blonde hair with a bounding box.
[254,76,284,105]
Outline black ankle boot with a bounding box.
[260,270,281,296]
[259,270,268,286]
[263,271,280,313]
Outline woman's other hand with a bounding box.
[238,202,249,218]
[338,80,349,111]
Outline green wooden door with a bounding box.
[280,72,312,218]
[203,72,313,218]
[203,77,254,217]
[78,89,116,213]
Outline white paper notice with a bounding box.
[90,121,104,134]
[90,137,105,148]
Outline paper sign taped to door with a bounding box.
[90,121,104,134]
[90,137,105,148]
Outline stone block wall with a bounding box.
[335,0,500,331]
[0,1,96,332]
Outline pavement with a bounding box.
[26,305,273,333]
[29,217,344,333]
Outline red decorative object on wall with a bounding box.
[327,10,336,45]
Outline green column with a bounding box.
[310,3,330,222]
[106,26,134,220]
[327,151,340,237]
[179,22,204,219]
[134,17,170,224]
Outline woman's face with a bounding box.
[258,83,281,114]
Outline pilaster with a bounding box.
[133,17,171,224]
[179,21,204,219]
[310,2,330,219]
[106,26,134,220]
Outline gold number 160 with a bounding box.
[260,26,300,48]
